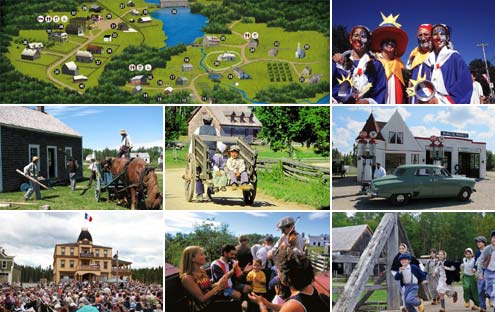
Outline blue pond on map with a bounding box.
[148,5,208,47]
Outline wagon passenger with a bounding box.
[226,145,250,190]
[211,142,228,192]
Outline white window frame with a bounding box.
[28,144,40,162]
[46,145,58,178]
[65,147,72,167]
[1,261,7,269]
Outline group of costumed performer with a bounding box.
[332,13,473,104]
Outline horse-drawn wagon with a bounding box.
[183,134,257,204]
[95,158,162,209]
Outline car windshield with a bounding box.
[393,168,408,176]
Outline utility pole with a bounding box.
[477,43,495,102]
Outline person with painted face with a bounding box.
[332,25,386,103]
[406,24,433,103]
[424,24,472,103]
[371,13,409,104]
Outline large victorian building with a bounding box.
[53,228,132,283]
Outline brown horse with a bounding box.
[107,157,162,209]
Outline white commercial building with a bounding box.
[356,111,486,181]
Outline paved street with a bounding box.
[332,171,495,210]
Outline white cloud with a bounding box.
[164,212,221,233]
[244,212,270,217]
[409,125,441,138]
[308,212,330,220]
[0,212,163,268]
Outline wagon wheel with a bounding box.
[243,172,257,205]
[184,154,196,202]
[95,175,101,202]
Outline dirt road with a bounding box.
[165,168,313,210]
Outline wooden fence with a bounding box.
[308,251,330,272]
[257,158,330,183]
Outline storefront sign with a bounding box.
[441,131,468,138]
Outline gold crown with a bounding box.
[379,12,402,28]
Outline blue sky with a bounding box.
[165,211,329,237]
[0,211,163,268]
[333,106,495,154]
[332,0,495,65]
[35,106,163,150]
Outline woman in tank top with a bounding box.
[248,249,328,312]
[180,246,230,312]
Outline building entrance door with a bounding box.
[385,153,406,174]
[458,153,480,178]
[47,146,57,178]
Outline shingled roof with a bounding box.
[0,107,81,137]
[189,107,262,128]
[332,224,373,252]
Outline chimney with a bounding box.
[36,106,45,113]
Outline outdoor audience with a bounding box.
[0,280,162,312]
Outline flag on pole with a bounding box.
[84,213,93,222]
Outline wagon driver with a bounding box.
[189,114,222,201]
[23,156,42,201]
[118,129,133,158]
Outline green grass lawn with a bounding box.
[258,166,329,209]
[0,168,163,210]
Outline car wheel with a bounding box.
[458,187,471,201]
[391,193,409,207]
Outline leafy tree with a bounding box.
[487,150,494,171]
[165,106,196,145]
[254,107,330,157]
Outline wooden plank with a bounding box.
[332,254,387,265]
[386,214,400,310]
[333,284,387,295]
[334,213,397,312]
[356,275,387,309]
[15,169,49,189]
[283,165,322,177]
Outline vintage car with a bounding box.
[367,164,476,206]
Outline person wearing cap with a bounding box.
[461,247,480,309]
[434,250,458,311]
[269,217,305,261]
[424,24,472,103]
[391,243,424,311]
[23,156,42,201]
[226,145,250,191]
[474,236,489,311]
[373,163,386,179]
[332,25,387,104]
[424,249,440,305]
[189,114,222,201]
[394,252,426,312]
[118,129,133,158]
[371,12,409,104]
[406,24,433,103]
[476,231,495,312]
